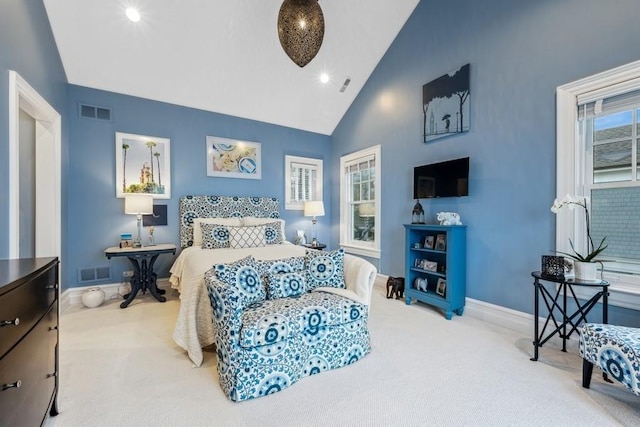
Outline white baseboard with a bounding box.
[60,279,170,313]
[464,297,536,337]
[65,273,537,339]
[375,273,536,337]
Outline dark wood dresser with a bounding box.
[0,257,59,426]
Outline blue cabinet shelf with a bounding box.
[404,224,466,320]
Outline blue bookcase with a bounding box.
[403,224,466,319]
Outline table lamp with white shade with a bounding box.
[359,203,375,241]
[124,194,154,247]
[304,200,325,247]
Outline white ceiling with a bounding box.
[44,0,420,135]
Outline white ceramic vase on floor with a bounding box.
[81,287,106,308]
[573,261,598,282]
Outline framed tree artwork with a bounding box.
[116,132,171,199]
[423,63,470,143]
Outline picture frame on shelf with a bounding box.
[423,260,438,271]
[424,235,434,249]
[435,234,447,251]
[436,278,447,296]
[414,258,423,268]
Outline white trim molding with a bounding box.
[339,145,382,259]
[284,155,323,210]
[60,279,171,313]
[373,277,555,340]
[8,70,62,260]
[556,59,640,311]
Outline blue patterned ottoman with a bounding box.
[580,323,640,396]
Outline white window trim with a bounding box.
[339,145,381,259]
[557,59,640,309]
[284,155,323,210]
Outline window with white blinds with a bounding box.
[556,60,640,309]
[284,155,323,210]
[579,88,640,275]
[340,145,381,258]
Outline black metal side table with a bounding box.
[530,271,609,361]
[105,243,176,308]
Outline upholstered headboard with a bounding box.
[179,196,280,248]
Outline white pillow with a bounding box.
[192,217,242,246]
[229,225,266,249]
[242,217,286,241]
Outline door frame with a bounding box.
[8,70,61,260]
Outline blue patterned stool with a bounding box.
[580,323,640,396]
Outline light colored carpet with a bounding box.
[46,282,640,426]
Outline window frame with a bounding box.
[284,155,323,210]
[557,59,640,310]
[339,145,381,259]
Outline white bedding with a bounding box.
[169,242,376,367]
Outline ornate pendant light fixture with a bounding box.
[277,0,325,67]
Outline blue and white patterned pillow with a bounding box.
[264,222,284,245]
[201,223,231,249]
[256,256,306,277]
[304,248,346,291]
[266,271,306,299]
[228,225,266,249]
[214,256,266,305]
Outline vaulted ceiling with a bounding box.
[44,0,420,135]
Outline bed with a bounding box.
[169,196,377,367]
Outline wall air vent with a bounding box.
[339,77,351,93]
[79,103,112,121]
[78,266,111,284]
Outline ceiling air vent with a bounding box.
[79,103,112,121]
[339,77,351,93]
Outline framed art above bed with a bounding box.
[206,136,261,180]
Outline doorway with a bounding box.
[8,71,61,261]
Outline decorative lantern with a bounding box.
[412,200,425,224]
[277,0,325,67]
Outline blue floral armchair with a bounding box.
[206,251,374,401]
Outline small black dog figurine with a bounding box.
[386,276,405,300]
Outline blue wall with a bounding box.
[66,85,331,288]
[0,0,67,258]
[3,0,640,324]
[331,0,640,323]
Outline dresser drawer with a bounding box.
[0,266,57,358]
[0,302,57,427]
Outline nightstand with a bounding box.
[303,243,327,251]
[105,243,176,308]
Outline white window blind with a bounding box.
[284,155,322,210]
[578,88,640,120]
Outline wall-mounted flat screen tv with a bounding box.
[413,157,469,199]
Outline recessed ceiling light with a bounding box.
[320,73,330,84]
[126,7,141,22]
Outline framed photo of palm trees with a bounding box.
[115,132,171,199]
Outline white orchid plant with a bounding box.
[551,194,607,262]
